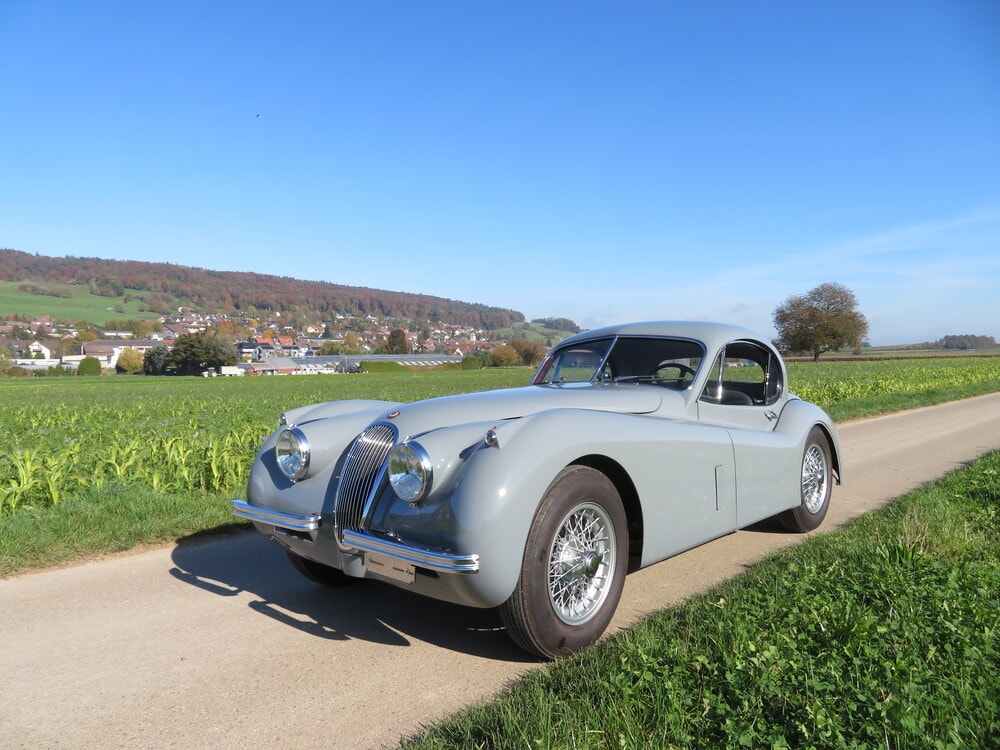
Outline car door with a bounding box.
[697,341,796,526]
[696,340,782,431]
[624,417,738,567]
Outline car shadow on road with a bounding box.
[168,531,534,663]
[742,518,794,534]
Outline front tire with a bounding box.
[779,426,833,532]
[499,466,628,660]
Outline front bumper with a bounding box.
[232,499,321,531]
[341,529,479,574]
[231,499,480,575]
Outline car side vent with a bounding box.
[334,423,397,538]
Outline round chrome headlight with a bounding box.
[387,441,432,504]
[275,427,310,481]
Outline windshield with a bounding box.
[532,337,614,385]
[532,336,704,390]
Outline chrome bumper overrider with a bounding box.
[232,499,321,532]
[231,499,480,574]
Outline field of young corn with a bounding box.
[786,356,1000,405]
[0,370,526,516]
[1,357,999,517]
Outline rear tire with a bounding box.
[286,551,353,586]
[499,466,628,659]
[779,426,832,532]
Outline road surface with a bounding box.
[3,393,1000,749]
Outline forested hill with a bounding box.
[0,249,524,329]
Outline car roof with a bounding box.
[555,321,772,353]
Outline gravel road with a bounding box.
[3,393,1000,750]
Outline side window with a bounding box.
[762,350,782,404]
[701,341,782,406]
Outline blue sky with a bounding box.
[2,1,998,345]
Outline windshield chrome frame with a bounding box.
[532,334,707,389]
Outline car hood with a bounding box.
[383,383,663,436]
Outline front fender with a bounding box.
[778,398,842,483]
[369,408,693,607]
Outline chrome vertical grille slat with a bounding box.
[334,423,397,538]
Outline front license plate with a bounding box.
[365,551,415,584]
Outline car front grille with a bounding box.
[334,422,397,538]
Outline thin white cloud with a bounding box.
[548,205,1000,344]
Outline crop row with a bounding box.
[0,401,268,514]
[0,370,528,515]
[787,357,1000,404]
[2,359,999,516]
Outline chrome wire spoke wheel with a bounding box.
[780,427,833,533]
[801,442,829,514]
[546,502,616,625]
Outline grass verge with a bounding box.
[0,482,240,574]
[822,381,1000,422]
[401,451,1000,749]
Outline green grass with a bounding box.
[495,320,579,344]
[401,451,1000,749]
[0,483,240,571]
[0,280,161,323]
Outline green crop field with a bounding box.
[0,369,530,517]
[787,356,1000,420]
[2,358,1000,518]
[1,357,999,574]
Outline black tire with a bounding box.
[286,551,353,586]
[499,466,628,660]
[779,426,833,532]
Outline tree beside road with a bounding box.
[773,282,869,361]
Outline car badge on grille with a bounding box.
[388,410,400,419]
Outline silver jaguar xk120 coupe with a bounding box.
[233,321,841,658]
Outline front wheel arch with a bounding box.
[813,423,841,485]
[572,455,643,570]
